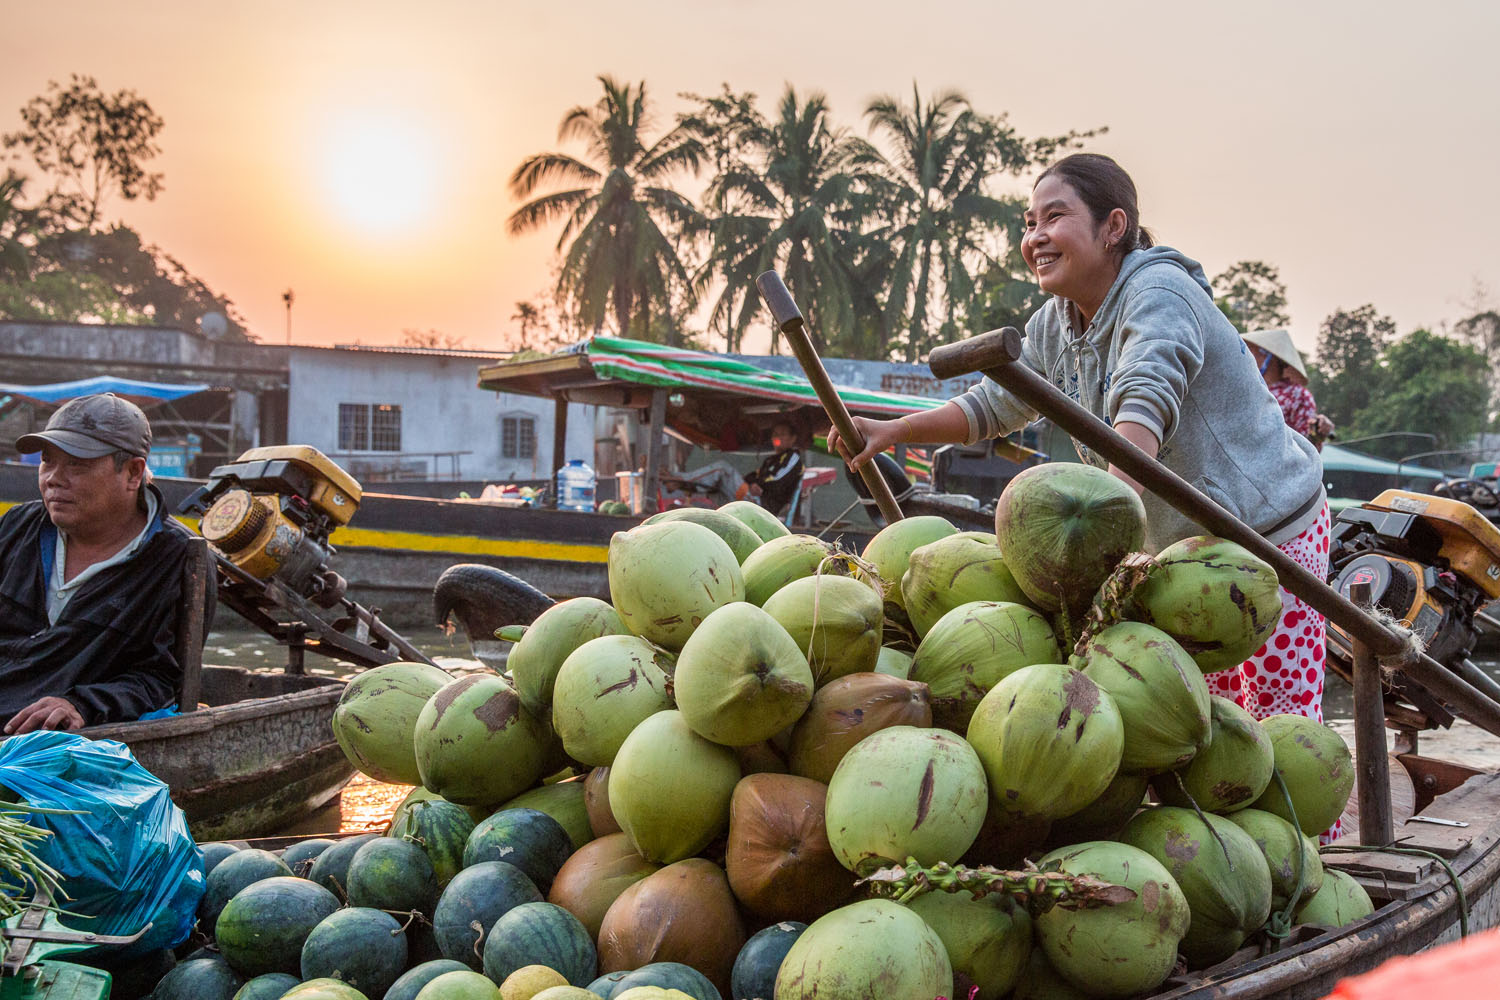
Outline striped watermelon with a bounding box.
[200,849,293,929]
[346,836,440,914]
[153,956,244,1000]
[389,798,475,887]
[463,808,573,893]
[433,861,543,969]
[214,876,340,977]
[481,901,596,986]
[300,907,409,999]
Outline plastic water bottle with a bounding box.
[556,459,596,512]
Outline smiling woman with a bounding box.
[315,109,442,236]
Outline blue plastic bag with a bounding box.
[0,731,205,956]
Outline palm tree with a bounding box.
[508,77,702,345]
[695,86,878,356]
[859,86,1033,361]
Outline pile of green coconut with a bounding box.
[324,464,1371,1000]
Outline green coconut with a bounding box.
[644,507,764,563]
[332,661,454,785]
[908,891,1032,1000]
[1293,868,1375,927]
[994,464,1146,619]
[672,602,814,747]
[1118,806,1273,967]
[874,646,914,678]
[1010,948,1091,1000]
[823,725,988,872]
[506,598,630,717]
[717,499,792,543]
[739,534,834,606]
[608,710,741,864]
[1080,622,1211,774]
[1129,535,1283,671]
[901,533,1033,639]
[550,635,674,766]
[788,673,933,785]
[1035,841,1191,999]
[414,675,550,806]
[1225,808,1325,912]
[860,516,959,611]
[761,574,883,685]
[775,899,953,1000]
[1157,696,1275,813]
[910,601,1060,731]
[1047,771,1150,846]
[1249,714,1355,836]
[966,664,1124,823]
[608,521,744,651]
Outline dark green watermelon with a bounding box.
[609,962,723,1000]
[433,860,543,969]
[587,971,630,997]
[481,900,596,986]
[153,956,245,1000]
[232,972,302,1000]
[308,833,382,899]
[201,842,241,877]
[389,798,475,887]
[385,959,473,1000]
[346,836,440,914]
[200,849,294,929]
[283,838,337,872]
[731,922,806,1000]
[214,875,341,978]
[463,808,573,892]
[300,906,408,999]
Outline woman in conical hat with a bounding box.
[1242,328,1334,449]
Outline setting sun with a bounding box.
[315,109,442,237]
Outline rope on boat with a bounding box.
[1319,843,1470,939]
[1262,769,1311,953]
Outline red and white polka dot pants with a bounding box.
[1204,502,1341,840]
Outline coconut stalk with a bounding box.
[858,857,1137,915]
[0,804,71,917]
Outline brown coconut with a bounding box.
[584,766,622,838]
[547,832,661,939]
[734,740,791,776]
[788,673,933,784]
[597,858,746,996]
[724,773,856,923]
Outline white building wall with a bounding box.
[287,347,595,483]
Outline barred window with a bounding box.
[338,403,401,452]
[501,416,536,459]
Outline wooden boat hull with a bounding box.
[71,666,353,842]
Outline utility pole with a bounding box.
[282,289,295,344]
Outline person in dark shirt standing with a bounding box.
[741,422,804,517]
[0,393,203,732]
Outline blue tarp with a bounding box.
[0,376,212,406]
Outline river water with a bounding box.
[204,626,1500,835]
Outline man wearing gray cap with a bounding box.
[0,393,208,731]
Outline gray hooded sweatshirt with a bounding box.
[953,246,1325,552]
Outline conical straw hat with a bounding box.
[1242,328,1308,380]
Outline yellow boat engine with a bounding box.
[1327,489,1500,725]
[181,445,432,669]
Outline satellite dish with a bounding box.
[200,311,228,338]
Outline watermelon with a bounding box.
[389,798,476,887]
[301,906,409,999]
[588,971,631,997]
[153,956,245,1000]
[214,875,340,977]
[201,841,240,876]
[346,836,440,914]
[413,970,501,999]
[500,780,595,851]
[200,849,293,928]
[731,923,805,1000]
[308,833,382,899]
[283,838,337,872]
[232,972,301,1000]
[608,963,722,1000]
[387,960,474,1000]
[481,900,597,986]
[433,860,543,969]
[283,979,373,1000]
[463,808,574,892]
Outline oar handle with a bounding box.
[754,271,904,524]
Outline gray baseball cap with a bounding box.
[16,393,153,460]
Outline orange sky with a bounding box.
[4,1,1498,360]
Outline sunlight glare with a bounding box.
[316,110,441,237]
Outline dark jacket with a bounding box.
[0,485,203,725]
[744,449,803,516]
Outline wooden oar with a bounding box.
[755,271,905,524]
[928,327,1500,743]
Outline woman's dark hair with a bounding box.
[1037,153,1155,256]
